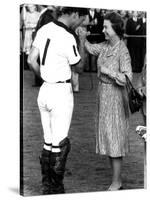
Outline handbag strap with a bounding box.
[125,74,133,91]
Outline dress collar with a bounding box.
[106,40,121,56]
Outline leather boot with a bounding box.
[50,137,71,194]
[39,149,52,194]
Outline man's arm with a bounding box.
[27,46,41,78]
[71,59,84,74]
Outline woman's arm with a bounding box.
[100,65,117,79]
[110,44,132,86]
[115,45,132,86]
[77,28,103,56]
[100,44,132,86]
[85,40,103,56]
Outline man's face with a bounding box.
[81,15,89,26]
[71,13,87,29]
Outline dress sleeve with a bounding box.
[85,40,103,56]
[115,43,133,86]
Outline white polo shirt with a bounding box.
[32,21,81,83]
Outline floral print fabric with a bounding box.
[85,40,132,157]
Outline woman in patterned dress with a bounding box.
[84,12,132,190]
[23,4,40,55]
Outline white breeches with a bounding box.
[37,82,74,146]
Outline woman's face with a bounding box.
[102,19,116,41]
[132,11,138,18]
[27,5,36,13]
[120,10,126,17]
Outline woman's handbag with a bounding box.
[125,75,143,113]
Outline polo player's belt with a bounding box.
[56,79,71,83]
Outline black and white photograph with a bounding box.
[0,0,149,200]
[20,1,147,197]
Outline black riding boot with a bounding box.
[39,149,52,194]
[50,137,71,194]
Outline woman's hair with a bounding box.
[104,12,124,39]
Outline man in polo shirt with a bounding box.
[28,6,88,194]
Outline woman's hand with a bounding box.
[78,29,90,40]
[101,66,116,79]
[100,66,109,75]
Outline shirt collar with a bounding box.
[53,20,79,45]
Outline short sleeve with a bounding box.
[64,35,81,65]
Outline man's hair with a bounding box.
[104,12,124,39]
[60,6,89,17]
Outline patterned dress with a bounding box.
[23,10,40,54]
[85,40,132,157]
